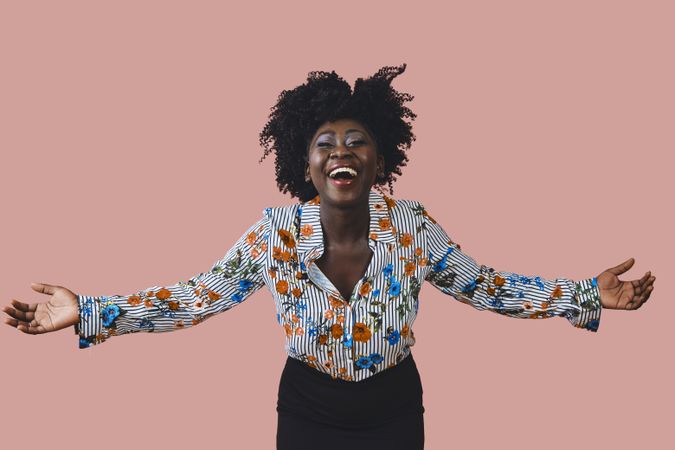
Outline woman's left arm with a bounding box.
[420,206,655,332]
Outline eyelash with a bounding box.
[318,140,364,148]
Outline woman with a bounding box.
[3,64,656,449]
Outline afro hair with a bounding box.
[259,63,417,202]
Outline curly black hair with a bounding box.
[259,63,417,202]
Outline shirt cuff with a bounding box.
[76,295,105,348]
[570,277,602,332]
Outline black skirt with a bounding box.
[276,352,425,450]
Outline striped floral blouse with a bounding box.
[76,190,602,382]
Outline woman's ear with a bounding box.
[376,155,385,179]
[305,164,311,182]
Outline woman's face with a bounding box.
[306,118,384,207]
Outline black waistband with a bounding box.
[277,352,424,428]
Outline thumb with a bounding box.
[31,282,56,295]
[606,257,635,276]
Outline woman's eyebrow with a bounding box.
[317,129,365,137]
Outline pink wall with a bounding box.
[1,1,672,448]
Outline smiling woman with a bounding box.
[258,63,417,202]
[3,63,656,450]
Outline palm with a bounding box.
[596,258,655,310]
[3,283,79,334]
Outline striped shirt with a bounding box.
[76,190,602,382]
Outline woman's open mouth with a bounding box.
[327,166,357,186]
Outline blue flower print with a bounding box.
[356,356,373,369]
[383,263,394,278]
[591,277,598,287]
[386,330,400,345]
[79,337,91,348]
[372,289,380,297]
[232,292,244,303]
[276,313,281,324]
[462,280,477,293]
[342,333,353,348]
[585,319,600,332]
[239,279,254,291]
[369,353,384,364]
[101,304,121,327]
[389,277,401,297]
[534,276,545,290]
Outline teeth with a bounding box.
[328,167,358,178]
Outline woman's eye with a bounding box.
[348,140,365,146]
[317,142,332,148]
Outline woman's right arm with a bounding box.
[3,212,271,348]
[76,213,270,348]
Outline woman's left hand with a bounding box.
[596,258,655,310]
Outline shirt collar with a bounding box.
[295,189,397,259]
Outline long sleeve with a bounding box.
[76,213,271,348]
[421,206,601,332]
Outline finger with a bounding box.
[607,258,635,276]
[2,306,34,322]
[10,299,37,313]
[16,322,46,335]
[30,282,57,296]
[4,317,20,327]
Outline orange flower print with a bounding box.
[329,295,345,309]
[378,217,391,231]
[337,314,345,324]
[401,323,410,338]
[324,309,334,320]
[291,314,299,323]
[487,287,496,296]
[276,280,289,295]
[251,247,260,259]
[374,203,384,212]
[331,323,343,339]
[281,251,291,262]
[191,317,203,326]
[195,301,203,308]
[272,246,282,260]
[404,262,416,276]
[246,231,257,245]
[127,295,141,306]
[296,271,303,280]
[359,282,371,296]
[399,233,413,247]
[323,360,334,369]
[523,301,534,311]
[494,275,505,287]
[318,334,329,345]
[353,322,372,342]
[541,301,551,310]
[369,232,378,240]
[278,229,296,248]
[327,350,334,358]
[551,285,563,299]
[268,267,277,279]
[292,287,302,298]
[156,288,172,300]
[383,195,396,209]
[284,323,292,337]
[167,301,180,311]
[339,367,347,374]
[146,291,155,297]
[175,320,184,328]
[295,326,304,336]
[422,209,437,224]
[300,224,314,238]
[415,247,423,257]
[418,257,428,267]
[308,195,320,205]
[207,290,221,302]
[307,355,317,361]
[144,299,153,308]
[261,242,268,252]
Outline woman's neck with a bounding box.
[319,199,370,248]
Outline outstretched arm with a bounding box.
[420,206,655,332]
[74,214,270,347]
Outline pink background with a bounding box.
[1,1,672,448]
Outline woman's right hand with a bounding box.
[2,283,79,334]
